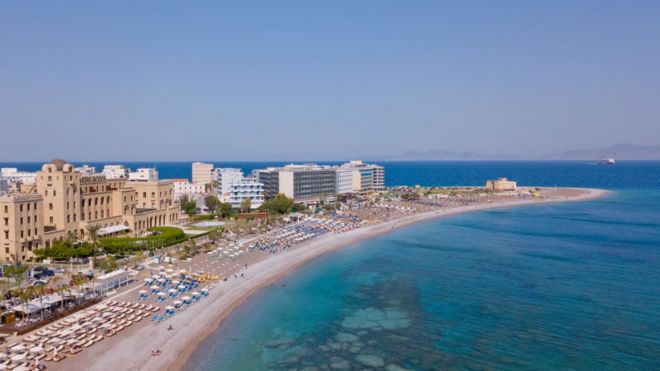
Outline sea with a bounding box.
[3,161,659,369]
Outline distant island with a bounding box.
[369,144,660,161]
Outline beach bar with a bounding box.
[93,270,131,295]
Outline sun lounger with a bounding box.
[82,340,94,348]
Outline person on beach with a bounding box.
[168,324,174,331]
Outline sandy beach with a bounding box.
[50,187,607,371]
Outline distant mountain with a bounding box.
[542,144,660,160]
[369,144,660,161]
[369,150,518,161]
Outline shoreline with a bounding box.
[55,188,608,371]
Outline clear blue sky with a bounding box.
[1,1,659,161]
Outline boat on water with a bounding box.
[596,158,616,165]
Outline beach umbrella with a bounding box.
[144,278,154,283]
[10,353,25,364]
[182,296,191,301]
[30,346,44,354]
[47,337,63,344]
[150,285,160,290]
[157,292,166,296]
[167,289,177,294]
[139,290,148,294]
[177,285,186,290]
[166,268,174,273]
[164,306,174,311]
[0,352,8,360]
[172,280,180,285]
[151,275,160,279]
[10,344,25,353]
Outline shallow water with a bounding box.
[186,188,660,370]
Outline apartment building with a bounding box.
[192,162,214,185]
[228,178,264,209]
[128,168,158,182]
[172,179,206,200]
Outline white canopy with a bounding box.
[97,224,129,236]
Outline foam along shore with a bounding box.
[51,187,607,371]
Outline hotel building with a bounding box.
[0,160,181,262]
[128,168,158,182]
[192,162,214,185]
[228,178,264,209]
[255,165,337,203]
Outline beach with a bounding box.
[50,187,607,371]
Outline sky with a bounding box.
[1,1,660,161]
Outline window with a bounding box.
[3,206,7,213]
[67,215,70,223]
[49,203,53,210]
[27,204,30,211]
[20,217,23,225]
[19,205,23,212]
[50,216,54,224]
[53,190,56,196]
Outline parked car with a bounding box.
[44,269,55,277]
[53,267,65,274]
[32,279,48,286]
[32,272,45,280]
[133,264,145,271]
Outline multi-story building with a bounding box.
[0,178,7,194]
[253,168,280,200]
[128,168,158,182]
[0,193,44,262]
[228,178,264,209]
[256,165,337,203]
[1,168,37,186]
[215,168,244,201]
[336,169,354,195]
[0,160,181,262]
[340,161,385,192]
[192,162,214,185]
[102,165,129,180]
[172,179,206,200]
[75,165,97,175]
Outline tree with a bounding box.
[204,195,221,212]
[86,224,101,244]
[34,285,46,321]
[207,229,221,243]
[217,202,234,218]
[180,195,197,215]
[240,198,252,213]
[260,193,294,214]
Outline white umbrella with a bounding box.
[30,346,44,354]
[173,300,182,305]
[150,285,160,290]
[157,278,166,283]
[177,285,186,290]
[172,280,180,285]
[157,292,166,296]
[144,278,154,283]
[138,290,148,294]
[10,344,25,353]
[182,296,191,301]
[10,353,25,364]
[167,289,177,294]
[164,306,174,311]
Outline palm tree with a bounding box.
[70,275,86,306]
[57,284,70,312]
[17,287,32,323]
[34,285,46,321]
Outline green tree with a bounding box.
[240,198,252,213]
[180,195,197,215]
[204,195,221,212]
[34,285,47,321]
[260,193,294,214]
[217,202,234,218]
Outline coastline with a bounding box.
[55,188,608,371]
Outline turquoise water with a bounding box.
[186,186,660,370]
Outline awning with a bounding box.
[97,225,130,236]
